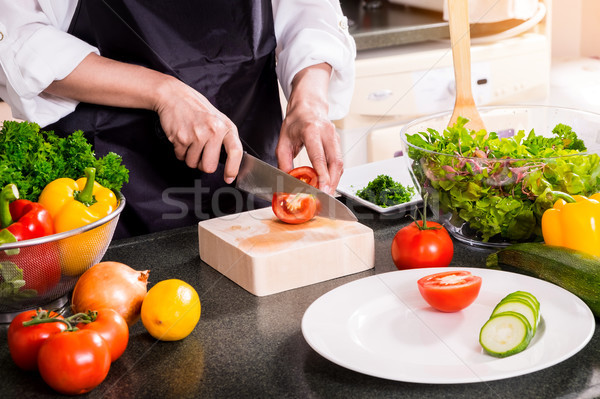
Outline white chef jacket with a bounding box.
[0,0,356,127]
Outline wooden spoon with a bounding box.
[447,0,486,131]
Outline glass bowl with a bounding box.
[0,193,125,322]
[400,105,600,248]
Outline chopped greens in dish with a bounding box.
[355,174,415,208]
[405,116,600,242]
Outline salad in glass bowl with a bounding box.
[400,105,600,248]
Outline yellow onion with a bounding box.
[71,261,150,326]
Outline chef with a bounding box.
[0,1,356,238]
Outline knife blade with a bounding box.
[235,152,357,222]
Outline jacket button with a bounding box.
[0,32,4,41]
[338,17,349,31]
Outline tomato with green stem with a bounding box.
[391,200,454,269]
[7,309,67,371]
[417,270,482,312]
[72,308,129,362]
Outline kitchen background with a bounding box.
[1,0,598,169]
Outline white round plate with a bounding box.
[302,267,595,384]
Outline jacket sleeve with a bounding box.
[272,0,356,121]
[0,1,98,126]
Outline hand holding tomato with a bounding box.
[391,209,453,269]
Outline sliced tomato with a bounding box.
[417,270,482,312]
[272,193,317,224]
[288,166,318,188]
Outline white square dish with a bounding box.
[336,156,422,214]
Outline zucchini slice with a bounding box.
[479,311,533,358]
[509,290,540,311]
[492,298,538,335]
[504,291,540,314]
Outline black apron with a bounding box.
[45,0,282,238]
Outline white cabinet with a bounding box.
[335,0,552,167]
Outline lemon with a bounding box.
[141,279,201,341]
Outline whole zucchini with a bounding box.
[486,243,600,317]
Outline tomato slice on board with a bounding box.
[272,193,317,224]
[417,271,482,312]
[288,166,318,188]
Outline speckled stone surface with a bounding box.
[0,202,598,398]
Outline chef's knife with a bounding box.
[235,152,357,222]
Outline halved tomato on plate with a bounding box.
[417,270,482,312]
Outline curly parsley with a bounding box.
[356,174,415,208]
[0,120,129,201]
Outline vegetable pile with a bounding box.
[8,307,128,395]
[405,117,600,242]
[0,121,130,302]
[6,259,202,395]
[356,174,415,208]
[0,120,128,202]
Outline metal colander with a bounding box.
[0,193,125,323]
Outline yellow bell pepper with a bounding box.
[541,192,600,257]
[38,167,118,275]
[39,167,117,233]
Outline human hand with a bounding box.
[276,64,343,195]
[154,77,243,184]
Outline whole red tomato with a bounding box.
[75,308,129,362]
[38,329,111,395]
[8,309,68,371]
[391,219,453,269]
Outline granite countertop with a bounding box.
[0,202,598,398]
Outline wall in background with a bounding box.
[552,0,600,58]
